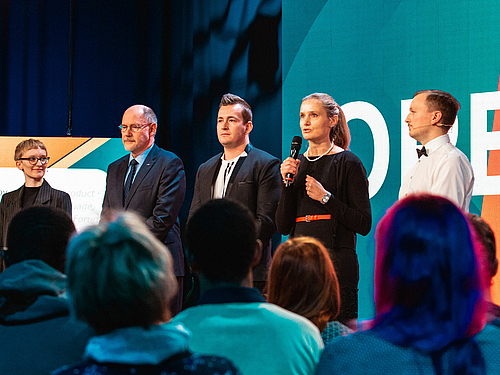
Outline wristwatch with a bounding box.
[321,191,332,204]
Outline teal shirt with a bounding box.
[171,287,324,375]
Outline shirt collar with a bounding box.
[220,150,248,162]
[198,286,266,305]
[423,134,450,155]
[129,144,154,165]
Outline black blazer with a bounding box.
[101,144,186,276]
[0,180,72,271]
[188,143,281,281]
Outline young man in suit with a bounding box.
[188,94,281,291]
[101,104,186,314]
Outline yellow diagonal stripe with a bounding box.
[51,138,111,168]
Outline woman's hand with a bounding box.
[305,175,328,201]
[280,157,301,183]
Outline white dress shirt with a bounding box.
[213,151,247,198]
[399,134,474,211]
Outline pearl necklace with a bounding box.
[304,142,335,162]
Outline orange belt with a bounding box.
[296,214,331,223]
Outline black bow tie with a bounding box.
[417,146,428,159]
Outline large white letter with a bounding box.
[471,91,500,195]
[342,101,389,198]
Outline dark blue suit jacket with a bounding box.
[188,144,280,281]
[102,144,186,276]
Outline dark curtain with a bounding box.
[0,0,282,226]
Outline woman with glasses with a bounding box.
[0,139,72,271]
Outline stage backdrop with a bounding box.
[283,0,500,318]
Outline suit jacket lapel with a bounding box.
[116,157,129,208]
[124,145,157,207]
[6,186,23,211]
[35,180,52,205]
[224,144,252,197]
[208,156,222,199]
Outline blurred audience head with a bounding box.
[373,194,487,373]
[65,212,177,335]
[5,206,75,273]
[267,236,340,331]
[186,199,257,285]
[467,213,498,284]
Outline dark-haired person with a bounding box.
[188,93,280,291]
[52,212,241,375]
[267,236,351,344]
[316,194,500,375]
[0,139,72,271]
[0,206,92,375]
[101,104,186,315]
[276,93,372,327]
[467,213,500,322]
[400,90,474,211]
[173,199,323,375]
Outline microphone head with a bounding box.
[291,136,302,150]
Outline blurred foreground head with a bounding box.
[267,236,340,331]
[6,206,75,273]
[186,199,257,285]
[373,194,487,373]
[66,212,177,335]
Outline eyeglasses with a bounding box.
[17,157,50,165]
[118,123,152,132]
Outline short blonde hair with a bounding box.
[14,139,47,160]
[65,212,177,334]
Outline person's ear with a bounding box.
[150,122,157,136]
[431,111,442,125]
[329,115,338,128]
[252,239,263,267]
[245,121,253,135]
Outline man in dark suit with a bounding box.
[188,94,280,291]
[101,104,186,314]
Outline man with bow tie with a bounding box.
[399,90,474,211]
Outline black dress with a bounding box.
[276,151,372,322]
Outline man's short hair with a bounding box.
[414,90,460,126]
[140,105,158,124]
[6,206,75,272]
[65,212,177,335]
[14,139,47,160]
[467,213,498,280]
[186,199,256,284]
[219,93,252,123]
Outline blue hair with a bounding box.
[372,194,487,374]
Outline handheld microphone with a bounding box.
[285,136,302,187]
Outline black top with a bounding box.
[21,186,41,209]
[275,151,372,321]
[276,151,371,251]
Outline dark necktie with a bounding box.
[417,146,428,159]
[124,159,139,202]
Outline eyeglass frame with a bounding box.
[118,123,152,133]
[16,157,50,165]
